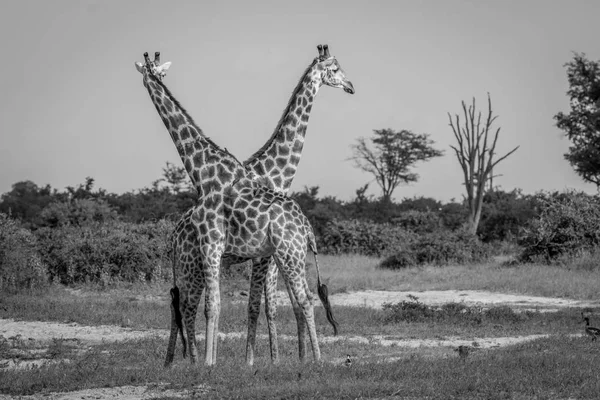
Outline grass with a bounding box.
[2,255,600,398]
[0,284,586,341]
[320,254,600,300]
[2,335,600,399]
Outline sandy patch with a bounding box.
[0,383,208,400]
[327,290,600,311]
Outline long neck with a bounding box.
[243,61,323,193]
[142,72,247,198]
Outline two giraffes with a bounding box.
[134,45,354,366]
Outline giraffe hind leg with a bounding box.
[273,255,320,362]
[263,259,281,364]
[245,257,270,366]
[284,274,307,361]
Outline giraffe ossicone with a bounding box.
[135,52,171,80]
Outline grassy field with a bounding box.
[1,255,600,399]
[322,254,600,300]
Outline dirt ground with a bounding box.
[0,289,594,399]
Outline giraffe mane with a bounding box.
[243,58,319,167]
[147,71,246,169]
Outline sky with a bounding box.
[1,0,599,203]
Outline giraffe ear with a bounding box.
[135,62,144,73]
[160,62,172,72]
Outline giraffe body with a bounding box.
[168,177,334,364]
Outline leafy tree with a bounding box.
[66,177,106,200]
[554,53,600,187]
[349,129,443,203]
[159,161,194,194]
[0,181,56,227]
[448,94,519,235]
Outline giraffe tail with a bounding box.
[170,286,186,356]
[308,225,339,336]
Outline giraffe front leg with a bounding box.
[246,258,270,366]
[263,258,280,364]
[203,260,221,366]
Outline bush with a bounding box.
[379,229,491,269]
[0,213,48,291]
[477,189,538,242]
[319,219,415,257]
[518,191,600,262]
[390,210,441,234]
[382,295,523,325]
[35,219,175,285]
[39,199,118,228]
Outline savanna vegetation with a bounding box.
[2,52,600,399]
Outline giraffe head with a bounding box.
[134,51,172,83]
[313,44,354,94]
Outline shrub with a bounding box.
[379,229,491,268]
[390,210,441,234]
[39,199,118,228]
[319,219,415,257]
[35,219,175,284]
[477,189,538,242]
[518,191,600,262]
[0,213,48,291]
[381,295,434,323]
[382,295,524,325]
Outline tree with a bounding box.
[159,162,193,194]
[554,53,600,187]
[448,93,519,235]
[0,181,56,227]
[349,129,443,203]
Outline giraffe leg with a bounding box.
[275,255,320,362]
[283,275,307,361]
[246,258,271,366]
[203,254,222,366]
[180,286,201,364]
[263,258,280,364]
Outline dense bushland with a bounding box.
[3,171,598,290]
[35,219,175,285]
[0,214,48,291]
[319,219,415,257]
[518,191,600,262]
[378,228,492,269]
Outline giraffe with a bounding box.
[135,52,338,366]
[163,44,354,366]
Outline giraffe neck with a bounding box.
[142,72,247,198]
[243,60,323,192]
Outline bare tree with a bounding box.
[448,93,519,234]
[350,129,443,203]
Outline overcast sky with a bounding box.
[1,0,599,202]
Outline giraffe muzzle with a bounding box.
[343,81,355,94]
